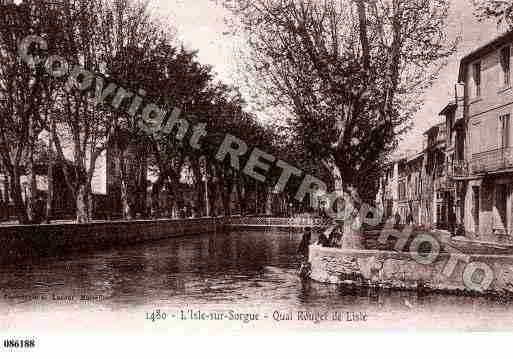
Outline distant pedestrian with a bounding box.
[298,227,312,280]
[449,209,457,235]
[406,211,414,226]
[394,212,401,226]
[297,227,312,259]
[30,196,45,224]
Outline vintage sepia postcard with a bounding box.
[1,0,513,355]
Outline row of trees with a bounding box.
[0,0,155,223]
[0,0,304,224]
[1,0,504,227]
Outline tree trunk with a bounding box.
[122,144,147,219]
[150,176,163,218]
[135,154,147,218]
[162,180,175,218]
[208,165,218,217]
[253,182,258,215]
[25,143,38,223]
[1,174,8,221]
[76,183,90,223]
[265,187,273,216]
[45,149,54,224]
[88,188,94,220]
[204,176,211,217]
[119,152,133,220]
[220,167,233,216]
[45,111,56,223]
[171,198,180,218]
[236,177,245,216]
[191,187,201,218]
[326,162,365,250]
[222,191,230,216]
[341,188,365,250]
[120,177,131,220]
[10,171,28,224]
[118,146,136,221]
[209,177,217,217]
[191,160,204,218]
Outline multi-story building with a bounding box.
[397,151,424,224]
[380,31,513,240]
[440,97,466,231]
[379,153,403,221]
[455,31,513,240]
[422,122,452,229]
[378,122,449,229]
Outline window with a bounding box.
[398,181,406,201]
[473,62,481,97]
[501,46,511,86]
[471,121,481,155]
[499,113,510,148]
[473,186,480,234]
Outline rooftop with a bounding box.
[423,122,445,136]
[458,30,513,82]
[438,101,457,116]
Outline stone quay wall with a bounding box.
[0,218,225,265]
[309,245,513,296]
[0,216,329,265]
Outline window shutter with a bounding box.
[503,114,510,147]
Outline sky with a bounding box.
[153,0,505,154]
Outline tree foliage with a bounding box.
[474,0,513,28]
[223,0,457,204]
[0,0,322,223]
[0,0,67,223]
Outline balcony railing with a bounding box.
[448,160,469,177]
[227,217,332,227]
[471,147,513,173]
[435,177,455,191]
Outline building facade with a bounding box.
[380,30,513,241]
[423,122,452,229]
[379,122,450,229]
[455,31,513,240]
[397,151,424,224]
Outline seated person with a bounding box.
[329,226,343,248]
[316,230,330,247]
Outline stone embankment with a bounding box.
[309,244,513,296]
[310,222,513,296]
[0,216,331,265]
[0,218,223,265]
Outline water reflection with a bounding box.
[1,230,513,328]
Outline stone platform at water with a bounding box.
[309,244,513,297]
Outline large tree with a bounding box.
[224,0,456,246]
[47,0,165,222]
[103,1,173,220]
[140,44,214,218]
[473,0,513,28]
[0,0,65,223]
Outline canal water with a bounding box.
[1,230,513,331]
